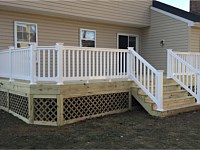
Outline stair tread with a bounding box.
[163,96,194,101]
[163,90,188,94]
[163,103,200,111]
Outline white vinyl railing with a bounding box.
[167,49,200,103]
[0,47,31,81]
[175,52,200,70]
[62,46,128,81]
[0,43,129,84]
[128,47,164,110]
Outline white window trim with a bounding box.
[80,28,96,47]
[117,33,139,52]
[14,21,38,48]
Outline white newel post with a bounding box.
[30,44,37,84]
[167,49,173,78]
[8,46,14,82]
[197,73,200,103]
[56,43,64,85]
[128,47,134,80]
[156,70,164,111]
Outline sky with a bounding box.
[157,0,190,12]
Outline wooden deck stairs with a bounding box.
[131,78,200,117]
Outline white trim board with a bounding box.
[151,7,195,27]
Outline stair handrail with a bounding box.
[128,47,164,111]
[167,49,200,103]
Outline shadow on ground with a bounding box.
[1,106,200,149]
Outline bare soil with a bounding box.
[1,107,200,149]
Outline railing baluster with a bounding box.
[100,51,102,77]
[64,49,66,78]
[53,49,55,78]
[38,50,41,78]
[96,51,99,77]
[43,49,45,78]
[117,52,119,78]
[107,51,110,77]
[77,50,79,77]
[85,50,87,77]
[89,50,91,78]
[111,52,113,79]
[73,50,75,78]
[81,50,83,78]
[114,52,116,78]
[104,51,106,77]
[123,52,125,78]
[93,51,95,77]
[68,49,70,78]
[48,49,50,78]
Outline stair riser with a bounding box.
[145,91,189,102]
[138,85,181,95]
[153,98,196,110]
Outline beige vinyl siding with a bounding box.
[190,27,200,52]
[0,0,152,27]
[141,9,189,72]
[0,10,142,50]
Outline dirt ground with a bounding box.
[1,107,200,149]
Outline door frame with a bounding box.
[117,33,139,52]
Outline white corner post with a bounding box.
[56,43,64,85]
[30,44,37,84]
[156,70,164,111]
[197,73,200,104]
[167,49,173,78]
[8,46,14,82]
[127,47,134,80]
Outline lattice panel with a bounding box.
[0,91,7,108]
[9,93,28,119]
[63,92,129,121]
[34,98,57,122]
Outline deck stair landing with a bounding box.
[131,78,200,117]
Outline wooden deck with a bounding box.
[0,78,135,126]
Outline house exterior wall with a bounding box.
[141,8,189,72]
[0,0,152,27]
[190,27,200,52]
[0,10,142,50]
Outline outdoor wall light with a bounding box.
[160,39,165,47]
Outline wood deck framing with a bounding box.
[0,79,135,126]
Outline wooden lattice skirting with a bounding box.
[0,90,130,126]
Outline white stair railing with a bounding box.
[128,47,164,111]
[167,49,200,103]
[175,52,200,70]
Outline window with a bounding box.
[117,33,139,52]
[15,21,38,48]
[80,29,96,47]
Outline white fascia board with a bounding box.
[151,7,195,27]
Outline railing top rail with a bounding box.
[63,46,128,52]
[37,46,56,49]
[168,50,200,74]
[174,51,200,55]
[129,48,160,75]
[0,49,9,53]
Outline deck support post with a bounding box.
[156,70,164,111]
[8,46,14,82]
[197,73,200,103]
[56,43,64,85]
[30,44,37,84]
[167,49,173,78]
